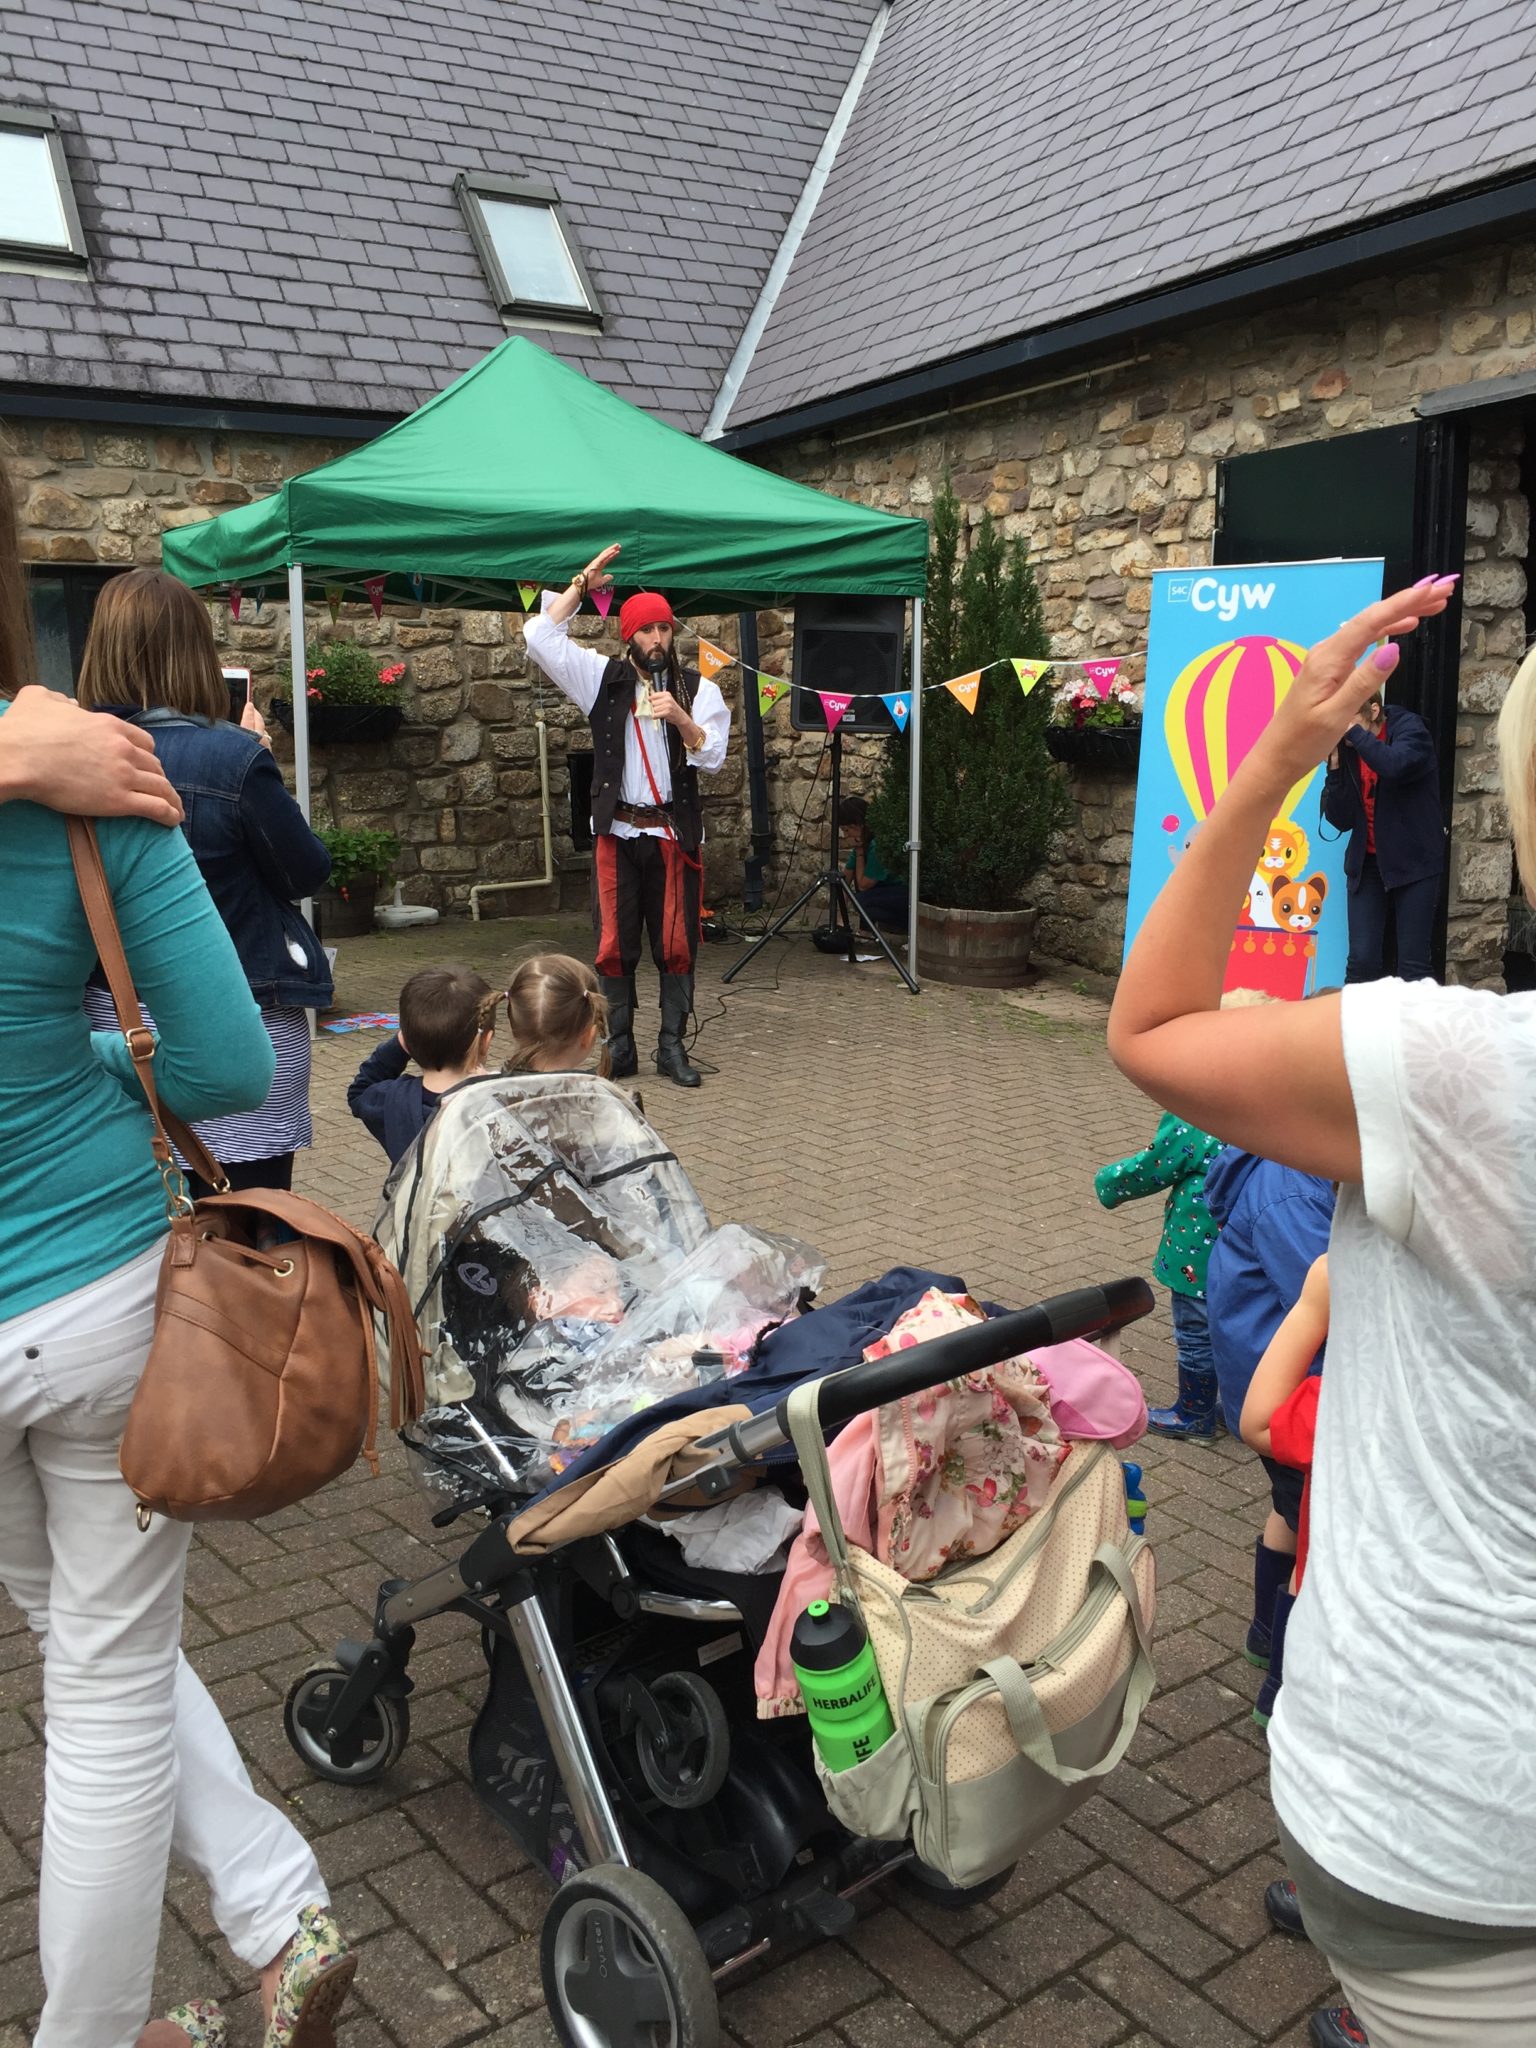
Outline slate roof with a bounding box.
[721,0,1536,432]
[0,0,878,432]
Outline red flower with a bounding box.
[307,686,321,700]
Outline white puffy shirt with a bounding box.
[524,599,730,841]
[1269,976,1536,1926]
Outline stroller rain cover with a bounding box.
[374,1071,821,1502]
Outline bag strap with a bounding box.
[66,816,226,1200]
[979,1541,1155,1787]
[785,1378,855,1586]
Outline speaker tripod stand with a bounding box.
[722,732,918,994]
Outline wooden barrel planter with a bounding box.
[916,902,1040,987]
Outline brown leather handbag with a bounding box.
[69,818,425,1526]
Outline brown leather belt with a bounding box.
[613,801,673,827]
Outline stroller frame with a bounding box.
[285,1279,1153,2048]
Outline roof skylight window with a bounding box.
[0,109,87,264]
[456,174,601,326]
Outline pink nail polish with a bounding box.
[1372,644,1399,672]
[1433,573,1460,587]
[1413,575,1436,588]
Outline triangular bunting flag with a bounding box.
[325,585,343,625]
[593,586,613,618]
[1011,658,1052,696]
[518,583,539,611]
[363,575,386,620]
[944,670,982,714]
[229,588,242,623]
[882,692,911,732]
[818,691,854,731]
[698,638,732,682]
[1082,658,1120,698]
[757,676,787,715]
[252,586,264,619]
[411,572,425,602]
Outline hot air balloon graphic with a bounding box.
[1164,636,1327,998]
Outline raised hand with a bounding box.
[1250,575,1457,789]
[583,543,621,593]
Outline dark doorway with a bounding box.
[1214,419,1470,976]
[27,565,125,693]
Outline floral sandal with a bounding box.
[264,1904,356,2048]
[161,2001,228,2048]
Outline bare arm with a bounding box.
[1106,575,1457,1180]
[0,687,183,825]
[1241,1255,1329,1455]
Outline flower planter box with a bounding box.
[271,699,404,747]
[916,902,1039,988]
[1045,724,1141,773]
[312,882,378,940]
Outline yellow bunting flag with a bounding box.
[1011,658,1052,696]
[518,583,539,610]
[944,670,982,714]
[698,638,732,682]
[758,675,788,715]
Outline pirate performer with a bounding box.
[524,543,730,1087]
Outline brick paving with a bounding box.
[0,918,1333,2047]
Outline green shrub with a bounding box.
[869,482,1071,911]
[303,640,405,706]
[318,825,400,893]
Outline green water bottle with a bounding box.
[791,1599,895,1771]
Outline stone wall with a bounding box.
[764,234,1536,983]
[3,412,823,914]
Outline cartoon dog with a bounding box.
[1271,872,1329,934]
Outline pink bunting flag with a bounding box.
[364,575,386,620]
[229,588,242,623]
[1081,658,1120,698]
[593,586,613,618]
[944,670,982,714]
[818,691,853,731]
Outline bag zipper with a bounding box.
[916,1441,1112,1615]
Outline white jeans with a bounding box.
[1336,1948,1536,2046]
[0,1243,326,2048]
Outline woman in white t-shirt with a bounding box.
[1108,573,1536,2048]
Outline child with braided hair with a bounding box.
[502,953,611,1078]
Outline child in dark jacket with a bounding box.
[1095,1113,1222,1439]
[348,963,497,1165]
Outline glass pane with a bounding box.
[27,577,76,694]
[479,197,589,311]
[0,129,71,251]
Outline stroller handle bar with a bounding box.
[699,1275,1155,1474]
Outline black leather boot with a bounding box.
[655,972,701,1087]
[600,975,638,1078]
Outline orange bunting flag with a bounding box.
[758,676,787,715]
[944,670,982,714]
[698,638,732,682]
[1011,658,1052,696]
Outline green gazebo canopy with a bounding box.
[161,338,928,613]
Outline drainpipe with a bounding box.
[469,715,554,920]
[738,610,771,909]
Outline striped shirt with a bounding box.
[84,991,312,1165]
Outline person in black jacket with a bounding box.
[349,963,497,1165]
[1321,687,1445,982]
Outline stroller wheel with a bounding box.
[542,1863,718,2048]
[283,1665,411,1784]
[633,1672,730,1812]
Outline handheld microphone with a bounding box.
[638,646,668,720]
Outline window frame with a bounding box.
[454,172,603,327]
[0,107,89,267]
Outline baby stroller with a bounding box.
[282,1074,1155,2048]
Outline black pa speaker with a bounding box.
[790,595,907,734]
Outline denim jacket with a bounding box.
[100,707,334,1009]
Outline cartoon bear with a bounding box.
[1270,872,1329,934]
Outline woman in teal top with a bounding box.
[1095,1112,1222,1440]
[0,470,350,2048]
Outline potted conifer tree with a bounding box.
[868,482,1072,986]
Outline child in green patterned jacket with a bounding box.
[1095,1112,1223,1439]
